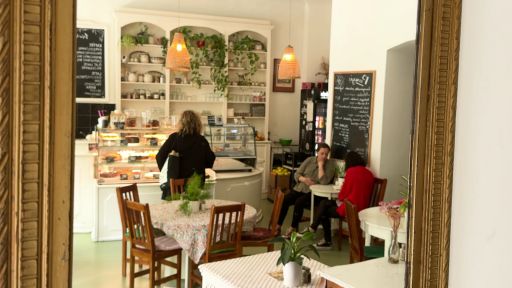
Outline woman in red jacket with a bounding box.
[306,151,375,248]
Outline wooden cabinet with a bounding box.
[114,9,272,139]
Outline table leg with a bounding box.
[310,193,315,225]
[383,236,391,257]
[184,253,189,288]
[364,231,371,246]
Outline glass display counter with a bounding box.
[95,128,176,184]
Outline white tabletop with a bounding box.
[358,207,407,257]
[199,251,328,288]
[319,258,405,288]
[309,184,340,224]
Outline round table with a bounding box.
[309,183,341,224]
[358,207,407,257]
[150,199,257,263]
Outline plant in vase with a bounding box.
[379,198,406,263]
[178,172,211,216]
[270,231,319,287]
[135,24,152,45]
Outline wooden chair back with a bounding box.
[204,203,245,263]
[169,178,186,196]
[116,184,140,234]
[125,200,155,251]
[268,188,285,235]
[369,177,387,207]
[344,199,365,263]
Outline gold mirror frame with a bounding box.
[1,0,460,286]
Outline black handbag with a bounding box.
[161,135,182,200]
[167,150,180,180]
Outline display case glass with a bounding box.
[95,128,176,184]
[205,124,257,166]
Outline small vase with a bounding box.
[189,201,200,213]
[283,262,302,288]
[388,229,400,264]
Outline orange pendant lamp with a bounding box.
[166,32,191,72]
[166,0,190,72]
[278,45,300,79]
[278,0,300,80]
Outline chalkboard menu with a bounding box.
[331,71,375,163]
[76,28,105,98]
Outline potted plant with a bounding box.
[178,173,211,215]
[271,231,319,287]
[135,24,152,45]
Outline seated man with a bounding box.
[304,151,375,249]
[277,143,337,237]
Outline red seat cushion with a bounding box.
[241,227,273,241]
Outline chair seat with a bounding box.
[364,245,385,259]
[155,236,181,251]
[241,227,273,241]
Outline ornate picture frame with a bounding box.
[272,58,295,93]
[2,0,462,286]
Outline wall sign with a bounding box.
[331,71,375,163]
[76,27,105,99]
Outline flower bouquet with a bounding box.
[379,199,406,263]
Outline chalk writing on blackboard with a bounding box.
[76,28,105,98]
[331,71,375,163]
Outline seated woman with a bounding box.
[305,151,375,249]
[277,143,337,237]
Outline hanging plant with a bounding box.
[160,36,169,57]
[230,35,260,84]
[121,34,136,47]
[204,34,228,94]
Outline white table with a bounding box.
[319,257,405,288]
[358,207,407,257]
[199,251,328,288]
[309,183,341,225]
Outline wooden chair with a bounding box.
[337,177,387,250]
[170,178,186,197]
[125,200,182,288]
[116,184,140,277]
[241,188,285,251]
[189,203,245,288]
[344,199,384,263]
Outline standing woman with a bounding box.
[305,151,375,249]
[156,110,216,198]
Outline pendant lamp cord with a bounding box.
[288,0,291,43]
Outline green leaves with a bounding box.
[271,231,320,266]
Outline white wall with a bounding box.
[77,0,332,143]
[379,41,415,200]
[450,1,512,287]
[326,0,417,185]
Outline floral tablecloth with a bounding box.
[150,199,257,263]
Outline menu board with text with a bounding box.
[331,71,375,163]
[76,28,105,98]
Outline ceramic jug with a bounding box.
[127,72,137,82]
[144,73,153,83]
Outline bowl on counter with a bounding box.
[279,138,292,146]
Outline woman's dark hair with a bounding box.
[344,151,366,171]
[316,142,330,152]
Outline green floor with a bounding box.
[72,199,350,287]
